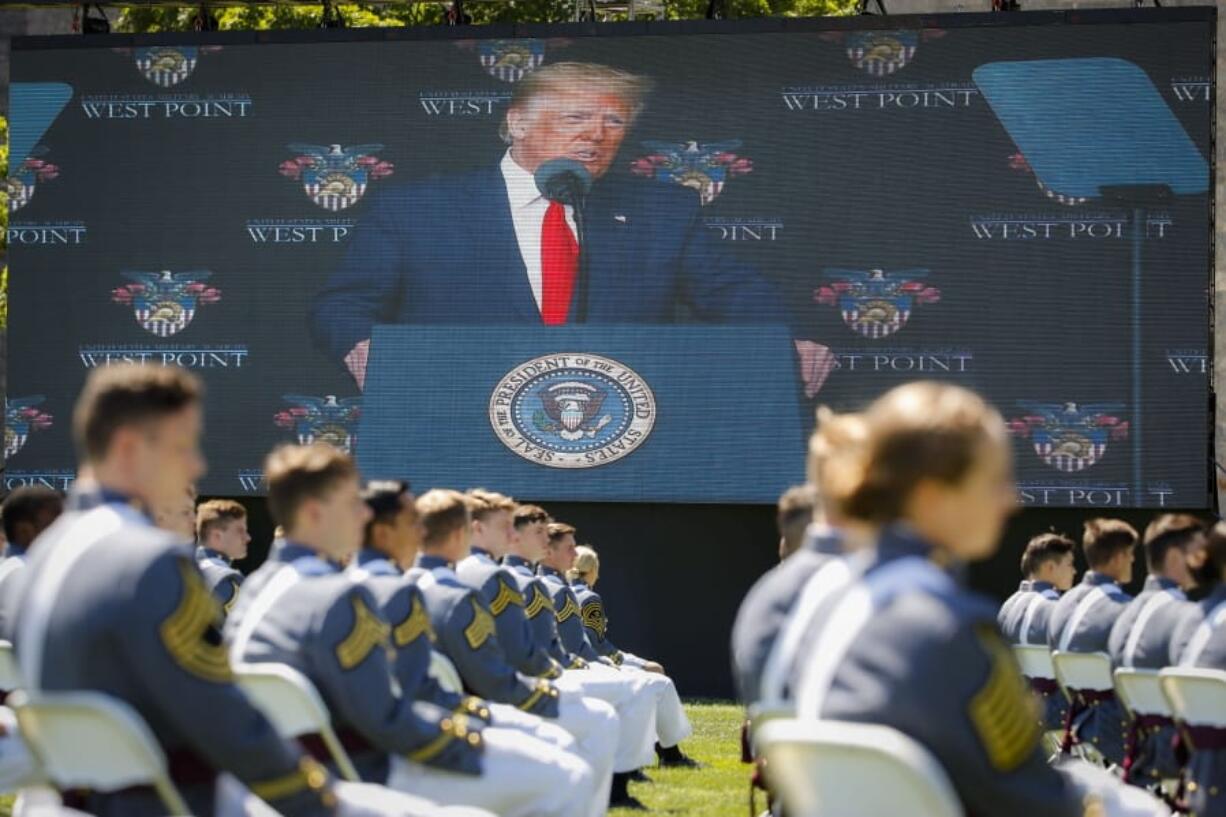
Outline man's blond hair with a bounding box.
[500,62,654,144]
[466,488,516,522]
[568,544,600,583]
[417,489,472,547]
[196,498,247,541]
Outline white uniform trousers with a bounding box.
[487,701,577,752]
[221,774,495,817]
[556,666,657,772]
[387,726,596,817]
[624,668,692,748]
[550,693,620,817]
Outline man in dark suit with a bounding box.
[310,61,833,393]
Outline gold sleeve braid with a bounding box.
[407,713,483,763]
[222,579,241,615]
[250,757,335,807]
[581,601,607,640]
[967,624,1042,772]
[393,594,436,647]
[159,560,234,683]
[525,585,553,620]
[489,579,525,616]
[464,598,497,650]
[335,595,391,671]
[517,679,560,712]
[555,594,580,623]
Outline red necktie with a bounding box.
[540,201,578,326]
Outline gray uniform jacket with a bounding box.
[407,555,560,718]
[1000,581,1060,647]
[537,565,604,665]
[997,580,1032,640]
[456,548,562,678]
[11,490,335,817]
[791,526,1084,817]
[502,555,580,668]
[1168,584,1226,817]
[1108,575,1187,670]
[730,527,842,705]
[195,546,244,615]
[226,542,484,784]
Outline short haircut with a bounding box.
[73,364,202,463]
[195,499,246,541]
[777,484,817,557]
[500,62,654,144]
[1082,518,1139,570]
[417,489,471,547]
[1143,514,1205,573]
[568,544,600,583]
[1019,531,1076,578]
[547,522,577,544]
[1199,521,1226,586]
[264,444,357,529]
[467,488,516,522]
[2,486,62,543]
[361,480,411,545]
[512,504,550,529]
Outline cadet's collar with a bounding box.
[1082,571,1120,588]
[538,564,564,579]
[471,546,496,561]
[1017,580,1033,592]
[801,523,844,557]
[5,542,28,558]
[1031,580,1056,594]
[197,546,229,564]
[1143,574,1180,593]
[66,484,150,520]
[504,554,534,570]
[875,524,936,562]
[356,548,402,575]
[417,554,454,571]
[275,541,342,572]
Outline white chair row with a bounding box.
[0,639,476,815]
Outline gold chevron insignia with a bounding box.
[393,593,436,647]
[222,578,241,614]
[555,594,580,623]
[335,595,391,670]
[525,585,553,619]
[968,624,1040,771]
[581,601,607,639]
[464,598,496,650]
[160,560,233,683]
[489,578,525,615]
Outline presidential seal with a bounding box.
[489,354,656,469]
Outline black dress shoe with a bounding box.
[628,769,653,783]
[656,742,703,768]
[610,772,649,810]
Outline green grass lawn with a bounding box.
[0,700,747,817]
[612,700,750,816]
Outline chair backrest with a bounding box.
[1012,645,1056,680]
[757,718,962,817]
[1052,651,1114,694]
[1113,668,1170,719]
[0,640,23,692]
[9,690,191,815]
[233,663,360,781]
[1159,667,1226,729]
[428,650,464,694]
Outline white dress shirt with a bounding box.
[500,150,579,312]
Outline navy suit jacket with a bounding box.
[309,163,788,363]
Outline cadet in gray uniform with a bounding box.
[9,365,341,817]
[1047,519,1138,765]
[788,383,1166,817]
[406,489,618,816]
[543,524,698,768]
[457,490,563,680]
[0,487,62,638]
[1108,514,1204,783]
[194,498,250,615]
[350,482,575,752]
[507,506,660,794]
[228,446,591,817]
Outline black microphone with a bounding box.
[535,159,594,324]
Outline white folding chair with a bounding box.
[233,662,360,782]
[1114,668,1171,722]
[1013,644,1057,683]
[756,718,962,817]
[8,690,191,815]
[428,650,464,695]
[746,701,795,757]
[1052,651,1114,703]
[0,641,23,693]
[1159,667,1226,729]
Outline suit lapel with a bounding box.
[468,165,541,323]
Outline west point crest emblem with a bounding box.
[490,354,656,469]
[134,46,196,87]
[815,267,940,339]
[1008,153,1089,206]
[846,31,918,76]
[6,146,59,214]
[279,144,395,212]
[111,270,221,338]
[274,395,362,454]
[631,141,753,206]
[5,397,53,460]
[477,39,546,83]
[1009,402,1129,473]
